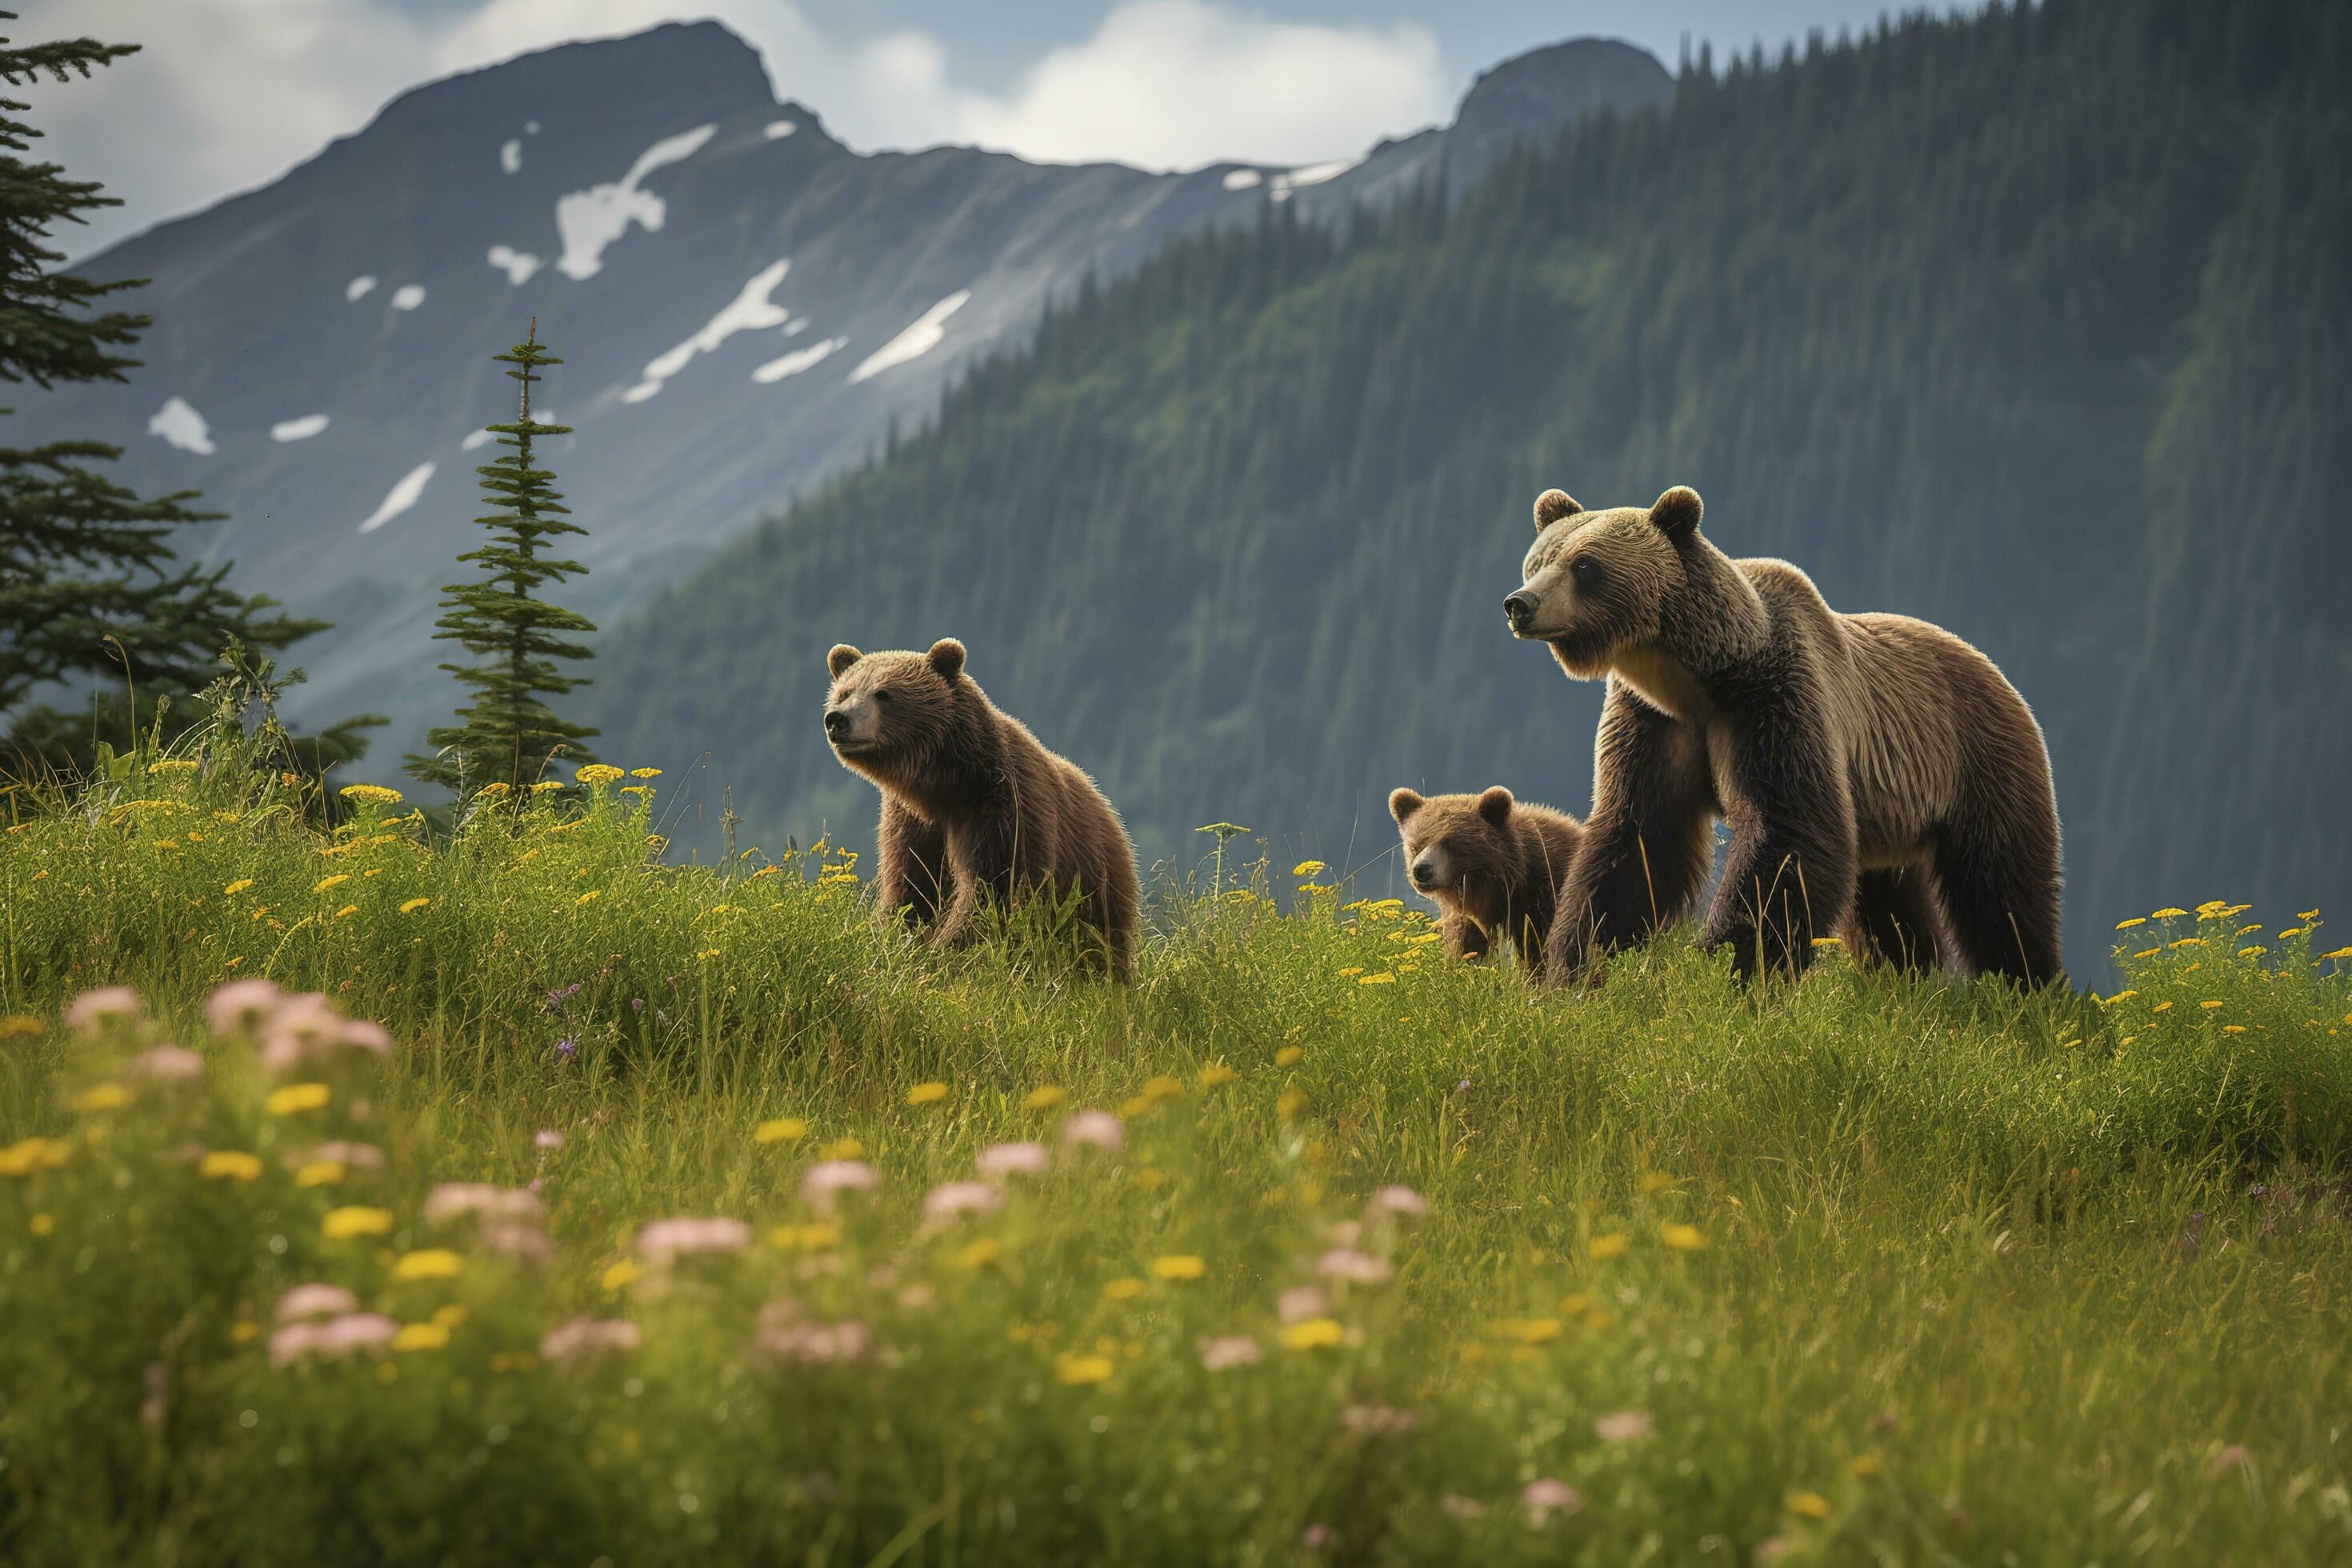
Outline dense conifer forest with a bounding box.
[594,0,2350,967]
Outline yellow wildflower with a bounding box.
[1292,860,1326,877]
[1022,1086,1067,1110]
[295,1161,346,1188]
[225,878,256,896]
[73,1083,131,1113]
[432,1304,469,1330]
[1786,1490,1832,1519]
[1848,1452,1883,1478]
[907,1081,950,1106]
[400,897,431,914]
[199,1150,263,1182]
[1274,1046,1303,1067]
[1557,1292,1591,1316]
[2152,907,2187,918]
[393,1249,465,1282]
[2222,1025,2247,1034]
[630,767,662,778]
[1659,1222,1707,1252]
[2134,947,2159,958]
[230,1321,262,1345]
[312,874,350,894]
[149,758,200,776]
[2098,990,2138,1004]
[2200,1000,2224,1010]
[1588,1232,1628,1261]
[1197,1063,1237,1089]
[29,1212,54,1236]
[2115,917,2146,930]
[476,782,510,798]
[338,784,405,805]
[2238,946,2267,958]
[530,781,562,794]
[0,1016,44,1041]
[1279,1318,1344,1351]
[2170,938,2206,949]
[1150,1254,1206,1281]
[392,1322,450,1353]
[575,764,625,786]
[1336,966,1365,978]
[1102,1277,1146,1302]
[333,904,359,919]
[601,1259,640,1292]
[1358,972,1397,986]
[770,1223,840,1252]
[1278,1089,1310,1121]
[1638,1171,1676,1194]
[575,890,601,906]
[1140,1076,1183,1102]
[2153,1001,2173,1013]
[1056,1352,1114,1385]
[322,1206,393,1238]
[754,1116,808,1146]
[1501,1317,1562,1344]
[266,1082,331,1115]
[958,1237,1001,1270]
[2319,946,2352,962]
[818,1138,865,1161]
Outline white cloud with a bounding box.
[26,0,1458,261]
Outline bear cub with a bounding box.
[1389,786,1584,981]
[823,638,1142,978]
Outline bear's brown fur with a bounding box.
[1388,786,1583,980]
[1503,486,2062,987]
[823,638,1141,978]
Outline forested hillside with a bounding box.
[594,0,2352,970]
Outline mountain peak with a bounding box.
[366,21,775,139]
[1445,37,1673,188]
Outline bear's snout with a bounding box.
[823,707,852,741]
[1502,590,1541,634]
[1410,854,1442,890]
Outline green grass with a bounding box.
[3,751,2350,1565]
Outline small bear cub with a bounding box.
[1389,786,1583,981]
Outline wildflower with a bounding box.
[1274,1045,1303,1067]
[770,1222,840,1252]
[534,1129,566,1151]
[1370,1185,1429,1218]
[2200,1000,2224,1010]
[756,1312,874,1366]
[2115,917,2146,930]
[977,1140,1049,1179]
[1302,1525,1338,1552]
[601,1259,641,1291]
[1293,860,1326,877]
[424,1183,541,1225]
[636,1218,753,1259]
[392,1322,450,1352]
[1102,1277,1147,1302]
[630,767,662,778]
[1499,1317,1561,1344]
[2152,907,2188,918]
[1440,1495,1489,1522]
[1317,1247,1391,1285]
[1198,1334,1262,1370]
[1786,1490,1831,1519]
[0,1015,43,1041]
[541,1317,640,1363]
[276,1283,360,1322]
[1336,966,1364,978]
[554,1038,578,1062]
[73,1082,131,1113]
[1588,1231,1629,1260]
[1520,1478,1582,1524]
[476,782,510,798]
[957,1236,1001,1269]
[1639,1170,1676,1194]
[126,1046,205,1084]
[312,874,350,895]
[1152,1254,1206,1281]
[66,986,143,1033]
[818,1137,866,1161]
[754,1117,808,1146]
[304,1140,385,1171]
[531,781,562,794]
[1358,972,1397,986]
[206,978,283,1034]
[1279,1318,1344,1351]
[392,1249,465,1282]
[338,784,405,805]
[1278,1285,1330,1323]
[1055,1351,1114,1385]
[575,764,625,785]
[2238,945,2267,958]
[482,1222,554,1261]
[1197,1062,1238,1089]
[400,898,431,914]
[1341,1403,1418,1436]
[1278,1089,1310,1121]
[2099,990,2139,1005]
[150,757,200,775]
[574,890,600,906]
[322,1206,394,1239]
[1660,1222,1707,1251]
[802,1161,879,1212]
[1140,1075,1183,1103]
[266,1082,331,1116]
[1594,1409,1655,1442]
[332,903,360,919]
[1022,1086,1067,1110]
[200,1150,264,1182]
[2222,1024,2248,1034]
[295,1161,345,1188]
[925,1181,1003,1222]
[907,1081,950,1106]
[1063,1110,1124,1151]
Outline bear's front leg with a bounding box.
[1702,707,1857,982]
[874,798,952,933]
[1438,910,1492,964]
[930,813,1022,950]
[1544,686,1717,983]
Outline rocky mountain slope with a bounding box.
[16,22,1668,750]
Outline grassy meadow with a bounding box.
[3,735,2350,1564]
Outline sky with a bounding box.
[20,0,1961,261]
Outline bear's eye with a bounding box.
[1570,555,1602,590]
[871,689,890,702]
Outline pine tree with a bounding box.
[406,322,598,796]
[0,11,338,766]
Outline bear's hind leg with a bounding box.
[1931,818,2063,989]
[1848,863,1945,974]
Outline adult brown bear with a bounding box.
[823,638,1141,978]
[1502,486,2062,987]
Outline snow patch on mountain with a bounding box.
[391,284,426,310]
[148,397,216,455]
[1222,169,1263,190]
[1268,159,1359,202]
[271,414,330,443]
[555,122,718,281]
[640,260,791,390]
[501,138,522,174]
[346,275,378,302]
[488,245,543,285]
[764,120,797,140]
[358,462,435,533]
[848,291,970,384]
[754,337,845,383]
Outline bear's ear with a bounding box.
[826,644,863,679]
[926,638,967,682]
[1533,489,1583,531]
[1477,786,1515,827]
[1649,486,1703,544]
[1388,788,1426,826]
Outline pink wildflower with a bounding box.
[65,986,142,1033]
[1315,1247,1392,1285]
[425,1182,542,1225]
[635,1216,752,1258]
[1062,1109,1124,1151]
[800,1160,878,1212]
[922,1181,1002,1222]
[1278,1285,1330,1324]
[1370,1185,1429,1218]
[1594,1409,1655,1443]
[1197,1334,1263,1371]
[127,1045,206,1082]
[275,1282,359,1322]
[204,978,282,1035]
[539,1317,640,1363]
[975,1140,1050,1179]
[1519,1478,1582,1524]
